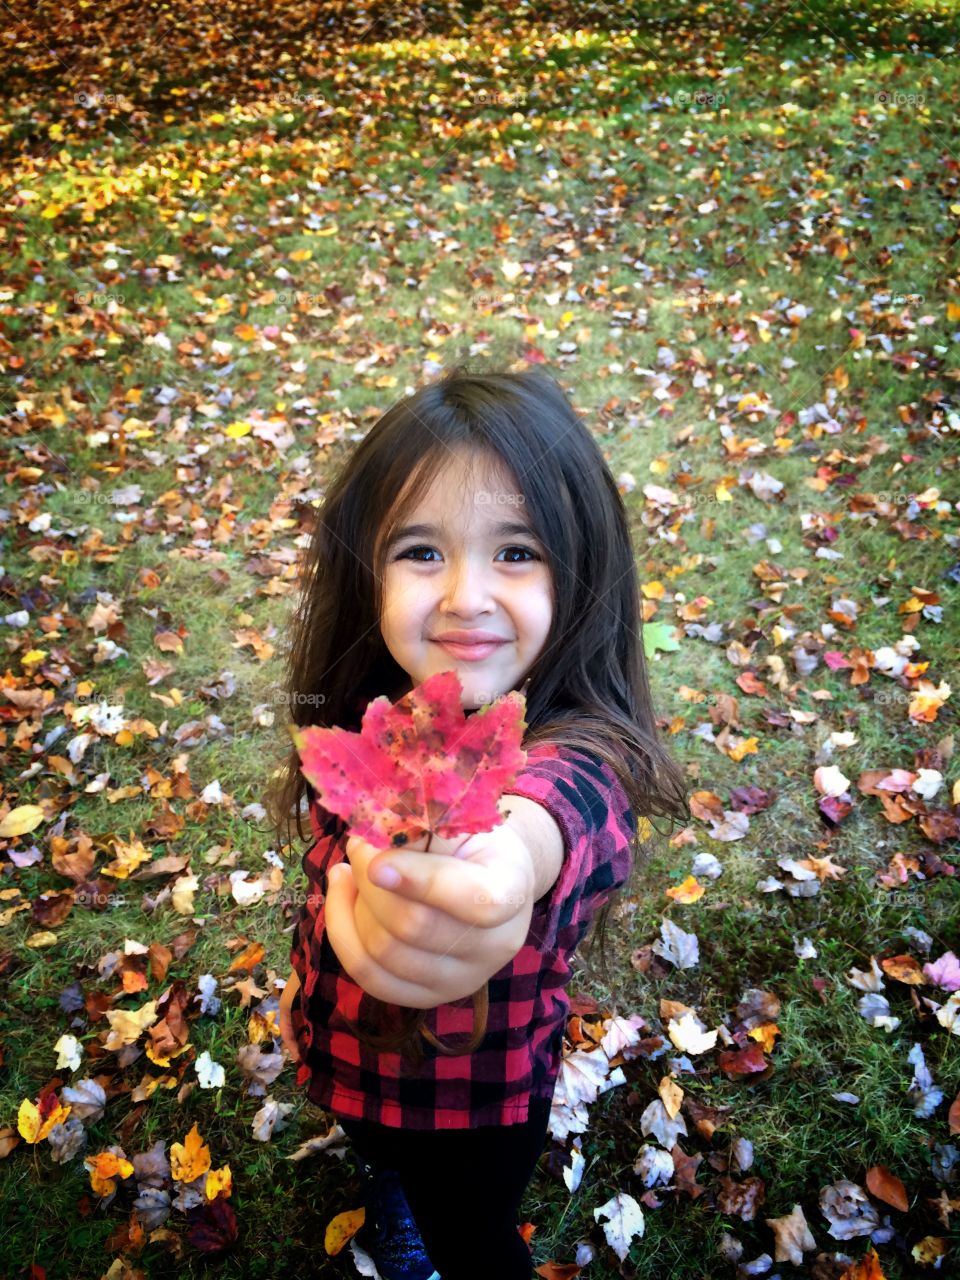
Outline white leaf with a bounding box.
[652,917,700,969]
[633,1142,674,1187]
[599,1014,647,1060]
[935,991,960,1035]
[555,1048,615,1107]
[640,1097,688,1150]
[594,1191,645,1261]
[230,870,266,906]
[252,1096,296,1141]
[667,1011,718,1055]
[846,955,885,992]
[195,1050,225,1089]
[563,1138,585,1194]
[813,765,850,797]
[54,1033,83,1071]
[907,1042,944,1117]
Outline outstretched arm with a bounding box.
[323,801,562,1009]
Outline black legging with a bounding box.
[339,1096,553,1279]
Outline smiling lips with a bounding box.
[431,631,510,661]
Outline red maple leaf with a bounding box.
[291,670,528,850]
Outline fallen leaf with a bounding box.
[866,1164,909,1212]
[766,1203,818,1263]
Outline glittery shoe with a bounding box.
[352,1162,441,1280]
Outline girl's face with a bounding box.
[380,449,553,709]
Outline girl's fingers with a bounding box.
[323,863,448,1009]
[363,837,533,930]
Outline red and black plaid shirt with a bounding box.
[288,742,635,1130]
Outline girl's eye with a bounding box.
[395,545,540,564]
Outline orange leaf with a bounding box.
[837,1245,886,1279]
[666,875,705,903]
[170,1122,211,1183]
[880,955,925,985]
[229,941,265,973]
[866,1164,909,1212]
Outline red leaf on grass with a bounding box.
[718,1042,769,1077]
[292,670,528,849]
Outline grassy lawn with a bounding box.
[1,1,959,1276]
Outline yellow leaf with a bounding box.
[947,302,960,322]
[225,421,253,438]
[103,1000,158,1050]
[315,224,338,236]
[100,835,152,880]
[206,1164,232,1199]
[747,1022,781,1052]
[288,248,312,262]
[40,203,64,219]
[325,1208,366,1256]
[0,805,46,837]
[171,1122,211,1183]
[659,1075,683,1119]
[18,1098,71,1144]
[24,931,59,948]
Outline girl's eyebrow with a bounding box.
[391,520,537,540]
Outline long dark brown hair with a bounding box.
[265,358,689,1066]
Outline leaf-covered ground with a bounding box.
[1,1,959,1276]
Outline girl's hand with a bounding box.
[323,825,535,1009]
[278,968,302,1064]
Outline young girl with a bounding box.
[269,363,688,1280]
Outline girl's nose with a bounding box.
[439,564,494,615]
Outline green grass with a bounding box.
[2,0,959,1276]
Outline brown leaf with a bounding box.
[765,1203,817,1264]
[866,1164,909,1212]
[671,1143,705,1199]
[716,1174,766,1221]
[51,833,97,882]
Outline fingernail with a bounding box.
[372,865,401,889]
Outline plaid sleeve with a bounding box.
[500,742,636,946]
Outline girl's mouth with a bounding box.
[432,639,507,661]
